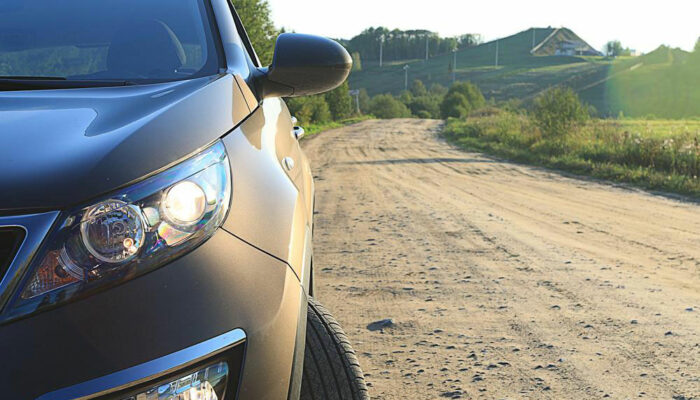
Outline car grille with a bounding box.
[0,228,25,281]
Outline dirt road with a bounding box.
[302,119,699,400]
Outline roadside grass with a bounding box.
[303,115,373,137]
[443,110,700,197]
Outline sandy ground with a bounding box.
[301,119,699,400]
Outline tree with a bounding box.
[370,94,412,119]
[351,52,362,72]
[286,96,331,125]
[604,40,631,57]
[342,27,482,64]
[234,0,280,65]
[324,82,353,120]
[532,87,589,137]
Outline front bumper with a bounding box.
[0,229,306,399]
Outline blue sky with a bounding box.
[267,0,699,53]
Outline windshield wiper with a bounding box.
[0,77,135,91]
[0,76,68,80]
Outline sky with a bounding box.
[267,0,699,53]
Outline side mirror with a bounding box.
[256,33,352,99]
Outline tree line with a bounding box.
[234,2,480,68]
[340,27,481,65]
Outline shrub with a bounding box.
[409,96,441,119]
[358,88,372,114]
[470,106,503,118]
[429,83,448,97]
[370,94,412,119]
[410,79,428,97]
[441,92,471,119]
[440,82,485,119]
[532,87,589,137]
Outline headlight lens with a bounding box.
[5,141,231,321]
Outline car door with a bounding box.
[214,0,314,286]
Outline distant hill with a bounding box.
[349,27,699,118]
[349,27,600,99]
[576,46,698,118]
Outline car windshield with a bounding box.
[0,0,221,84]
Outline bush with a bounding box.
[441,92,471,119]
[358,88,371,114]
[410,79,428,97]
[370,94,412,119]
[440,82,485,119]
[430,83,448,97]
[408,96,441,119]
[532,87,589,137]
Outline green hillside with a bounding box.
[349,27,596,98]
[349,27,700,119]
[576,46,699,118]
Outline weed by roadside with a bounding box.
[303,116,374,138]
[443,111,700,197]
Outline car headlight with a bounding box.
[4,141,231,321]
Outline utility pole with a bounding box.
[532,28,536,50]
[452,48,457,83]
[425,35,430,61]
[403,65,410,91]
[379,35,384,68]
[495,39,499,67]
[349,89,361,114]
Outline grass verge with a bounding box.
[303,115,374,137]
[443,111,700,198]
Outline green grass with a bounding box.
[302,115,373,137]
[577,47,699,119]
[443,111,700,197]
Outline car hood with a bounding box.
[0,75,241,212]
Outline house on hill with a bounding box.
[531,28,602,57]
[556,40,596,56]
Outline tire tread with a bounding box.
[300,298,369,400]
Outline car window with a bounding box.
[0,0,221,82]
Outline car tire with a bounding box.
[300,297,369,400]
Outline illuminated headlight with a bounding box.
[4,141,231,320]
